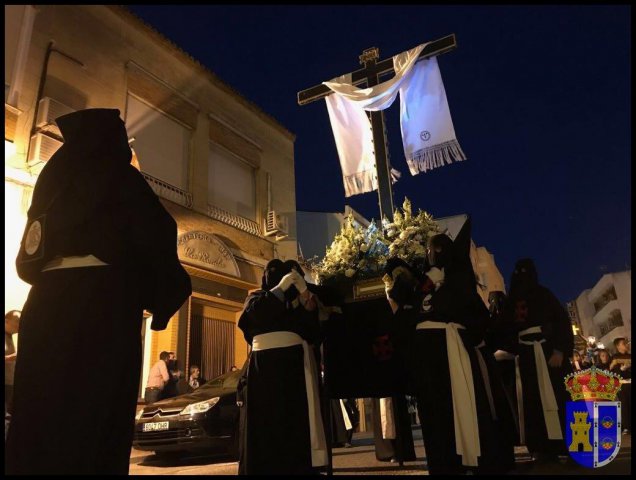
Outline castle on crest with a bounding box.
[569,411,593,453]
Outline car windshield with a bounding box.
[199,361,247,390]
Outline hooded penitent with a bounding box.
[508,258,538,300]
[261,259,285,291]
[17,109,134,284]
[6,108,191,475]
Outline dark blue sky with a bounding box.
[128,5,631,303]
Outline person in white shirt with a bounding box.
[145,351,170,404]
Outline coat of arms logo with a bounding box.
[564,366,623,468]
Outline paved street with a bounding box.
[129,427,631,475]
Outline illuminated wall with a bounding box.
[4,171,32,313]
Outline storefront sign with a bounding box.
[177,231,240,277]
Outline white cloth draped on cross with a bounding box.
[324,43,466,197]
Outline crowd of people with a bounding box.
[143,351,210,402]
[2,107,631,475]
[235,216,631,475]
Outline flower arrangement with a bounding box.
[311,198,440,285]
[311,215,388,284]
[383,198,441,264]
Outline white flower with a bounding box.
[360,243,369,252]
[345,268,356,278]
[387,229,395,238]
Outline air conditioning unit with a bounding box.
[264,210,288,241]
[36,97,75,135]
[28,132,63,166]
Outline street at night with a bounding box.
[129,427,631,475]
[5,4,630,476]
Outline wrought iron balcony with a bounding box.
[141,172,193,209]
[206,204,262,237]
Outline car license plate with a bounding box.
[143,421,169,432]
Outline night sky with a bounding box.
[127,5,631,304]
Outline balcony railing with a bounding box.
[206,204,262,237]
[141,172,193,209]
[599,310,624,336]
[593,286,618,313]
[593,298,621,325]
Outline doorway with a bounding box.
[187,295,244,382]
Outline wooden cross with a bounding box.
[298,34,457,222]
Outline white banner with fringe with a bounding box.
[324,43,466,196]
[400,56,466,175]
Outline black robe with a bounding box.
[329,399,349,447]
[237,289,322,475]
[6,109,191,475]
[397,270,515,474]
[503,285,574,457]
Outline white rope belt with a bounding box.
[417,321,480,466]
[515,354,525,445]
[379,397,396,439]
[475,341,497,420]
[340,399,353,431]
[42,255,109,272]
[518,326,563,440]
[252,331,328,467]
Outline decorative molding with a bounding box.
[206,204,262,237]
[183,263,258,291]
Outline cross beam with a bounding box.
[297,34,456,106]
[297,34,457,222]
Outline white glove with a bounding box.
[425,267,445,287]
[292,271,308,293]
[382,274,394,299]
[278,272,297,292]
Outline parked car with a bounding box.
[133,363,245,458]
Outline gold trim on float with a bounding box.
[353,277,386,301]
[182,263,258,291]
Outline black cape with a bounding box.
[6,109,191,474]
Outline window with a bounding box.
[208,144,256,221]
[125,94,189,190]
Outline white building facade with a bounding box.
[569,270,631,353]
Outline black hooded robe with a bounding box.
[237,287,323,475]
[397,282,514,474]
[5,109,191,475]
[388,221,515,474]
[503,260,573,458]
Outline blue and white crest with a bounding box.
[566,401,621,468]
